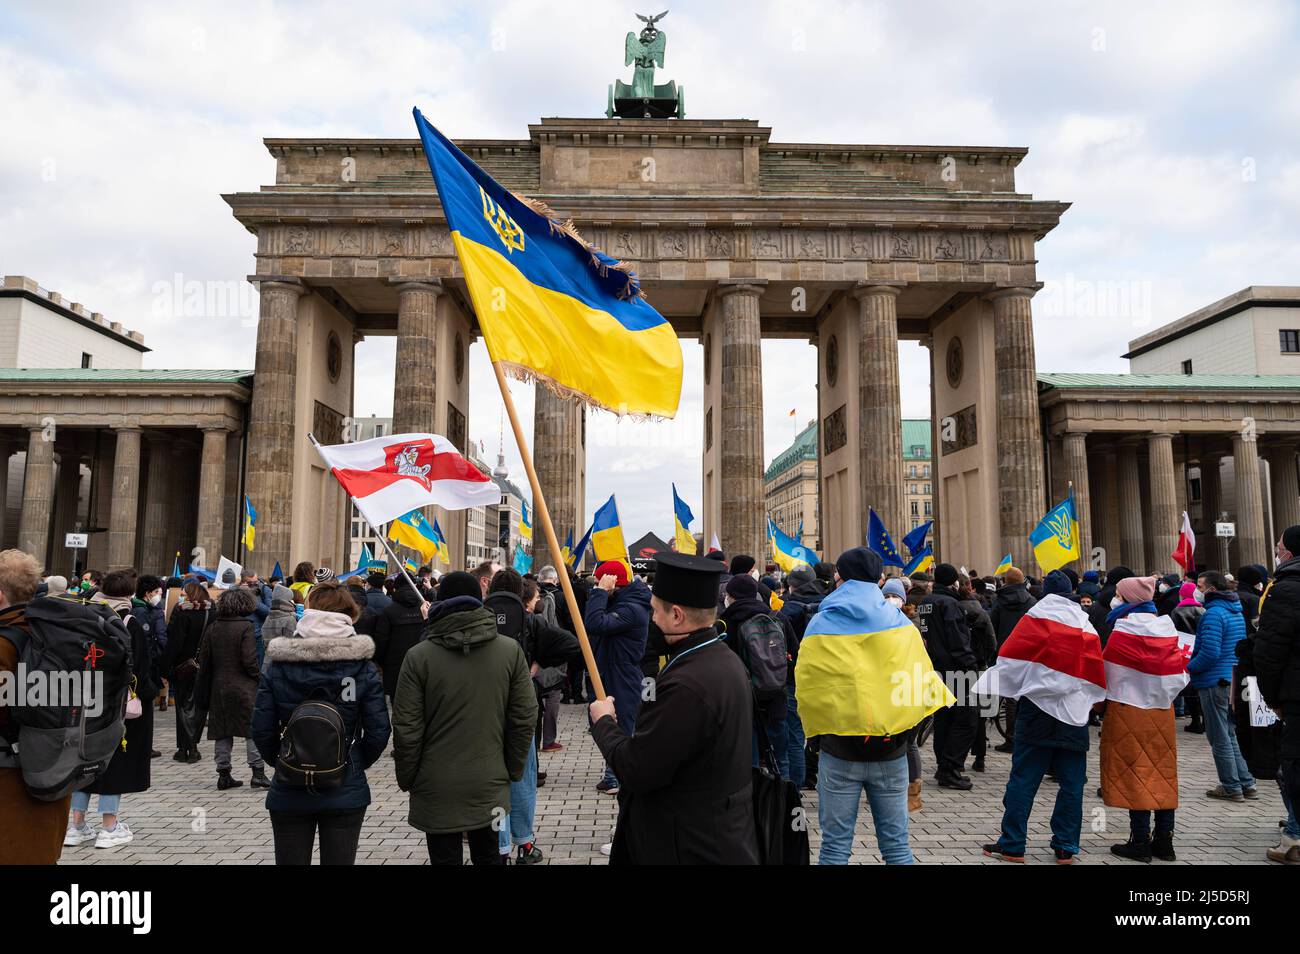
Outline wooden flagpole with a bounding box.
[491,362,607,701]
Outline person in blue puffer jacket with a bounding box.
[1189,571,1257,801]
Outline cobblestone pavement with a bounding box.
[61,702,1285,865]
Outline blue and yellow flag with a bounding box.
[513,544,533,575]
[902,520,932,559]
[570,524,593,570]
[243,495,256,551]
[520,499,533,541]
[866,508,905,568]
[413,108,683,417]
[388,508,439,563]
[171,551,181,579]
[561,529,574,566]
[903,545,933,576]
[1029,491,1080,573]
[672,483,696,555]
[402,557,419,574]
[795,579,955,737]
[993,554,1013,576]
[768,517,817,573]
[590,495,629,570]
[431,517,451,565]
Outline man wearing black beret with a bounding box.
[589,551,758,864]
[916,563,979,790]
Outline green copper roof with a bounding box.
[766,418,931,480]
[1037,372,1300,390]
[0,368,253,383]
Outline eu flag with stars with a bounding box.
[867,508,905,568]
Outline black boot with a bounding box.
[250,767,271,789]
[936,771,973,791]
[972,757,986,773]
[172,749,188,762]
[1151,832,1176,862]
[1110,836,1153,862]
[217,769,243,790]
[186,747,202,763]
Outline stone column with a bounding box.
[853,282,906,541]
[196,427,229,568]
[107,426,143,570]
[390,279,444,435]
[1199,454,1228,571]
[989,287,1047,569]
[245,279,306,575]
[17,427,55,561]
[1117,441,1146,570]
[717,281,766,560]
[51,451,84,574]
[1093,448,1121,570]
[1233,432,1268,566]
[1267,441,1300,538]
[0,438,12,550]
[167,442,195,571]
[1062,432,1093,568]
[138,437,172,574]
[533,386,584,548]
[1147,432,1179,574]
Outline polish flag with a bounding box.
[973,594,1107,727]
[313,432,498,527]
[1171,510,1196,574]
[1103,612,1192,710]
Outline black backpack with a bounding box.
[486,592,527,647]
[738,612,789,700]
[276,689,350,792]
[0,597,132,801]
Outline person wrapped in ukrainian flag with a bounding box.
[795,546,955,864]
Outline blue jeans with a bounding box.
[751,693,789,780]
[70,792,121,816]
[1130,808,1175,837]
[785,683,806,787]
[816,751,912,864]
[1198,684,1256,793]
[600,709,635,787]
[1280,777,1300,840]
[499,742,538,854]
[996,742,1086,856]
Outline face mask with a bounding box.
[885,595,903,608]
[1111,596,1123,610]
[148,593,162,606]
[1193,588,1204,604]
[750,569,760,580]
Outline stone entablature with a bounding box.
[0,378,249,431]
[1039,378,1300,436]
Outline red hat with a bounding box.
[594,561,630,587]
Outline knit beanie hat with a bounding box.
[725,574,759,601]
[882,578,908,600]
[729,554,756,576]
[437,571,481,602]
[934,563,960,588]
[835,547,883,583]
[314,567,337,585]
[594,560,630,587]
[1043,570,1073,597]
[1116,575,1156,604]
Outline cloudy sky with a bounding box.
[3,0,1298,544]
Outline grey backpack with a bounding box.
[738,613,789,701]
[0,598,132,800]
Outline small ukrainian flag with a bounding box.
[590,495,629,571]
[1029,491,1080,573]
[431,516,451,565]
[243,495,256,551]
[993,554,1014,576]
[388,508,440,563]
[520,499,533,541]
[672,484,696,555]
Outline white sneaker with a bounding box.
[600,843,612,856]
[94,822,133,849]
[63,823,95,847]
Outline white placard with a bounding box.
[1215,522,1235,538]
[1245,676,1279,728]
[64,533,88,549]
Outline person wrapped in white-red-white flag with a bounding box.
[312,432,499,528]
[1099,610,1192,860]
[973,592,1107,727]
[1172,510,1196,574]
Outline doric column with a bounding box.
[107,426,142,570]
[1199,454,1228,571]
[1233,432,1268,566]
[0,438,13,550]
[139,437,171,573]
[853,282,906,541]
[533,386,584,549]
[988,287,1047,569]
[1117,440,1146,570]
[17,426,56,561]
[717,280,766,560]
[1062,432,1093,568]
[1147,432,1179,574]
[1267,441,1300,537]
[196,427,229,568]
[51,451,84,573]
[390,279,444,435]
[245,278,306,575]
[1093,448,1121,570]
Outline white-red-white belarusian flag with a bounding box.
[313,432,498,527]
[1103,612,1192,709]
[973,594,1107,726]
[1172,510,1196,574]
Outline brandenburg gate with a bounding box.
[225,116,1068,574]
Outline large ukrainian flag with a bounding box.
[1029,491,1080,573]
[590,494,630,570]
[671,483,696,555]
[413,108,683,418]
[795,579,955,738]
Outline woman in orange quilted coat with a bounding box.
[1100,576,1182,863]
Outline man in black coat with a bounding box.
[1255,525,1300,864]
[590,552,758,865]
[917,563,978,789]
[373,576,426,698]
